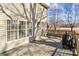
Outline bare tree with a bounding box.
[50,8,60,31]
[53,12,57,31]
[0,3,47,41]
[66,4,76,31]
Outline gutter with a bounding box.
[39,3,48,9]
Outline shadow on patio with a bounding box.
[31,38,73,56]
[31,38,63,56]
[32,39,62,49]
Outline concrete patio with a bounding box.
[0,36,73,56]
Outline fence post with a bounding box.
[73,31,78,56]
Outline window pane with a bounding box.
[19,21,23,25]
[7,26,10,30]
[7,31,10,41]
[27,28,32,36]
[10,31,14,40]
[23,21,26,25]
[19,26,25,30]
[7,31,14,41]
[7,20,18,41]
[19,21,26,38]
[27,22,32,36]
[7,20,10,26]
[14,20,17,30]
[10,25,14,30]
[23,30,26,37]
[14,31,17,39]
[19,30,22,38]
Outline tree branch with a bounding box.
[21,3,29,20]
[0,4,13,20]
[37,7,45,27]
[37,15,47,27]
[3,4,25,18]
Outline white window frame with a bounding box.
[6,19,27,42]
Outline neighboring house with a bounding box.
[0,3,48,53]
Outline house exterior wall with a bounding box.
[0,20,6,53]
[0,4,29,53]
[0,3,48,53]
[0,20,29,53]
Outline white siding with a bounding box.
[0,20,6,53]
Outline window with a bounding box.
[7,20,26,41]
[19,21,26,38]
[27,21,32,36]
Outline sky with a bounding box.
[48,3,79,24]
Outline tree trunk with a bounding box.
[71,26,73,32]
[32,20,36,41]
[31,3,36,41]
[54,23,56,31]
